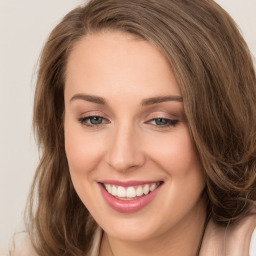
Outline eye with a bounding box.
[78,115,109,127]
[148,118,179,128]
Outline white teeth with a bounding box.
[136,186,143,196]
[117,186,126,197]
[127,187,136,198]
[150,183,157,191]
[104,182,161,199]
[143,184,150,195]
[112,186,117,196]
[106,184,112,193]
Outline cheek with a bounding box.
[64,119,105,177]
[64,119,106,212]
[147,126,205,209]
[148,128,205,227]
[148,126,201,177]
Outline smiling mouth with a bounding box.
[100,182,163,200]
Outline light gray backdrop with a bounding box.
[0,0,255,253]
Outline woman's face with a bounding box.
[64,31,205,242]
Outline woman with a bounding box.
[11,0,256,255]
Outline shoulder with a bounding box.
[225,212,256,256]
[200,208,256,256]
[9,232,38,256]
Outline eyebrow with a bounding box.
[141,95,183,106]
[70,94,106,104]
[69,94,183,106]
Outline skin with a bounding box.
[64,31,207,256]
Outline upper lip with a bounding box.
[98,180,163,187]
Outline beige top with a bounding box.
[8,215,256,256]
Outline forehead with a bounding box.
[65,31,181,100]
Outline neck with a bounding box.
[100,195,208,256]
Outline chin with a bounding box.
[105,224,160,242]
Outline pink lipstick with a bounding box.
[98,181,163,213]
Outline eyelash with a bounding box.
[147,118,179,128]
[78,116,179,129]
[78,116,109,127]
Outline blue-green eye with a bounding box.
[150,118,179,127]
[79,116,107,127]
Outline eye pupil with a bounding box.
[90,116,103,124]
[155,118,167,125]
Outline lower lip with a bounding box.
[98,183,162,213]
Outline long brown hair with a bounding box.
[28,0,256,254]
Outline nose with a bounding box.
[105,123,145,172]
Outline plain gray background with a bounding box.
[0,0,255,253]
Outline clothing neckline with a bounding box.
[90,215,256,256]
